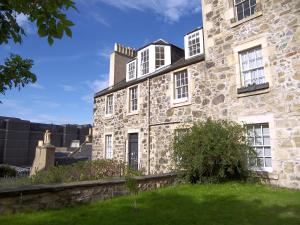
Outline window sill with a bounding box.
[127,111,139,116]
[250,167,273,173]
[185,53,203,60]
[237,82,269,97]
[104,114,113,119]
[230,11,263,28]
[171,98,191,108]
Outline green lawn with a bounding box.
[0,182,299,225]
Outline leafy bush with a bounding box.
[172,119,256,183]
[0,165,17,178]
[31,160,128,184]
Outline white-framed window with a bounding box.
[127,60,136,81]
[247,123,272,171]
[174,70,188,100]
[184,29,203,59]
[155,46,165,69]
[129,86,138,112]
[234,0,256,21]
[105,134,113,159]
[239,46,265,87]
[140,49,149,75]
[105,94,113,115]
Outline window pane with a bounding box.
[256,147,264,157]
[263,136,270,145]
[236,0,256,21]
[247,123,272,170]
[262,125,269,135]
[265,157,272,167]
[257,157,264,167]
[255,126,262,136]
[187,31,201,57]
[264,147,271,157]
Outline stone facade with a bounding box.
[93,0,300,189]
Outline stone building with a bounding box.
[93,0,300,188]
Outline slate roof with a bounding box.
[94,54,205,98]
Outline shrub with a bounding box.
[124,167,142,210]
[31,160,128,184]
[0,165,17,178]
[172,119,256,183]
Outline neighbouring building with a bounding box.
[0,116,91,166]
[93,0,300,188]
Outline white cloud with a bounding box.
[16,13,34,34]
[95,0,201,23]
[0,99,72,124]
[1,99,33,116]
[35,53,87,64]
[28,114,72,124]
[59,84,77,92]
[81,94,93,104]
[82,78,109,103]
[29,83,45,90]
[97,47,111,59]
[33,100,61,109]
[87,79,109,93]
[90,12,110,26]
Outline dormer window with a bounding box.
[155,46,165,69]
[140,49,149,75]
[127,60,136,81]
[184,29,204,59]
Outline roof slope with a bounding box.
[94,54,204,98]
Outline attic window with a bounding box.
[184,29,203,59]
[127,60,136,80]
[155,46,165,69]
[188,32,201,57]
[140,49,149,75]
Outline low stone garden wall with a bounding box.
[0,173,177,215]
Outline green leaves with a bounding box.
[172,119,256,184]
[0,0,76,45]
[0,54,36,97]
[0,0,76,97]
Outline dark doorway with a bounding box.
[128,133,138,171]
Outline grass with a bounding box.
[0,182,299,225]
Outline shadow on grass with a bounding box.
[0,189,299,225]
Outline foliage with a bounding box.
[125,168,139,209]
[31,160,127,184]
[0,164,16,177]
[0,182,299,225]
[0,0,76,45]
[172,119,256,183]
[0,54,36,95]
[0,160,133,189]
[0,0,75,97]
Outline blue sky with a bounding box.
[0,0,202,125]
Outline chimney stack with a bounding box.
[108,43,136,87]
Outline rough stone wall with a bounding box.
[93,0,300,189]
[200,0,300,188]
[0,173,176,215]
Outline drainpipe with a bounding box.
[147,77,151,175]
